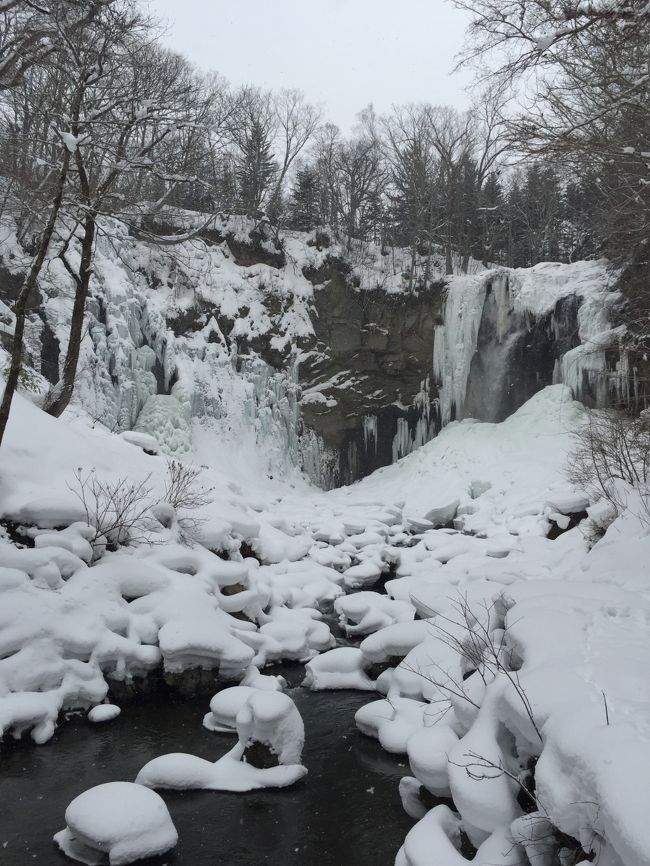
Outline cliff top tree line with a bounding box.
[0,0,647,446]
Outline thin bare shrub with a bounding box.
[404,593,543,743]
[164,459,213,511]
[68,469,157,552]
[567,409,650,523]
[163,458,214,544]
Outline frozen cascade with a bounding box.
[63,218,326,482]
[363,415,378,456]
[434,261,615,428]
[391,377,436,462]
[559,289,623,407]
[433,272,509,426]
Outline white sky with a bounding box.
[147,0,473,131]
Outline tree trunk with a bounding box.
[43,213,96,418]
[445,231,454,275]
[0,153,70,448]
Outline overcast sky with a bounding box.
[147,0,473,131]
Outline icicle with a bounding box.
[363,415,378,456]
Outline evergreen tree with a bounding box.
[288,165,322,231]
[235,116,278,215]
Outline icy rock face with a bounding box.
[28,215,318,479]
[53,781,178,865]
[298,262,445,486]
[434,261,616,426]
[1,210,619,487]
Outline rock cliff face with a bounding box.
[297,259,445,486]
[0,215,622,489]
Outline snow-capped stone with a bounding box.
[424,497,460,527]
[119,431,159,454]
[87,704,121,724]
[136,691,306,792]
[53,782,177,865]
[303,647,375,691]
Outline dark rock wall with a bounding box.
[297,260,445,486]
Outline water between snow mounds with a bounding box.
[0,672,415,866]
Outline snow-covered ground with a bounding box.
[1,377,649,865]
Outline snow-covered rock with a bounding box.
[53,782,178,865]
[137,690,306,792]
[87,704,121,724]
[303,647,375,691]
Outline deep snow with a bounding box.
[1,379,649,865]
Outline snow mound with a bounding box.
[303,647,375,691]
[87,704,121,724]
[137,690,306,792]
[53,781,177,865]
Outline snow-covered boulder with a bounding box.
[334,591,415,636]
[303,647,375,691]
[355,696,427,754]
[137,691,306,792]
[342,559,383,589]
[119,430,159,455]
[424,497,460,527]
[53,781,178,865]
[87,704,121,724]
[203,685,257,732]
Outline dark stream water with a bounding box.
[0,671,415,866]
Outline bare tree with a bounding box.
[0,0,120,448]
[425,105,474,274]
[41,11,209,418]
[267,88,320,221]
[452,0,650,257]
[0,0,109,91]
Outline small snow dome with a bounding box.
[88,704,121,724]
[54,781,178,865]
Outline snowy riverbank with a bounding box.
[1,384,649,865]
